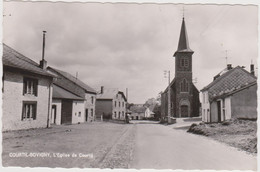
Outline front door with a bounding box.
[217,101,221,122]
[61,100,73,124]
[51,105,57,124]
[85,109,88,122]
[181,105,188,117]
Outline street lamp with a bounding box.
[164,70,171,124]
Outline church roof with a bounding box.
[174,18,193,56]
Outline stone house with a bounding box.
[201,65,257,123]
[2,44,55,131]
[96,87,127,120]
[47,67,97,124]
[161,17,200,120]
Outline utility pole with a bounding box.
[164,70,171,123]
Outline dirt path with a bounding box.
[130,123,257,170]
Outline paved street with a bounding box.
[2,121,257,170]
[130,121,257,170]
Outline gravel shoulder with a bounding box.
[2,122,135,168]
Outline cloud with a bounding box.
[3,2,258,103]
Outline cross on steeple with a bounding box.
[182,6,185,19]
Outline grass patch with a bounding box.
[187,118,257,154]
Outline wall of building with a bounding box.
[201,91,210,122]
[112,93,127,120]
[72,100,85,124]
[3,71,52,131]
[224,97,232,120]
[231,84,257,119]
[95,99,113,119]
[51,99,62,125]
[85,93,96,122]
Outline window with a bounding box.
[119,102,121,107]
[122,111,124,118]
[23,77,38,96]
[180,58,189,67]
[91,109,93,117]
[180,79,189,92]
[91,96,94,104]
[119,112,121,118]
[114,112,117,118]
[78,112,81,117]
[122,102,124,107]
[22,101,37,120]
[115,101,117,107]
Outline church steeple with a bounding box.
[174,17,193,56]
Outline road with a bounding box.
[130,120,257,170]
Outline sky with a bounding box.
[2,1,258,104]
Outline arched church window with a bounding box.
[180,79,189,92]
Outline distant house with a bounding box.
[2,44,55,131]
[47,67,97,124]
[130,104,146,120]
[201,64,257,123]
[96,87,127,120]
[144,105,155,118]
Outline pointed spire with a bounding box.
[174,17,193,56]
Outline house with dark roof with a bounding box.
[161,17,200,121]
[47,67,97,125]
[201,64,257,123]
[129,104,146,120]
[2,44,55,131]
[96,87,127,120]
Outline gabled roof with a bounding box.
[3,44,54,78]
[53,84,84,100]
[212,81,257,101]
[96,88,127,101]
[48,67,97,94]
[174,18,193,56]
[201,66,257,101]
[130,105,146,113]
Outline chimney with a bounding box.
[40,31,47,70]
[227,64,232,70]
[250,64,255,76]
[101,86,104,94]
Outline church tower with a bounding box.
[161,16,199,120]
[173,17,197,117]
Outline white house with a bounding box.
[2,44,55,131]
[201,65,257,123]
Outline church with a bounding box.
[161,17,200,120]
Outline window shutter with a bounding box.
[33,103,37,120]
[34,80,38,97]
[23,78,26,95]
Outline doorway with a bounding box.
[51,105,57,124]
[217,100,221,122]
[180,105,188,117]
[85,109,88,122]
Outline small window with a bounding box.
[22,101,37,120]
[91,109,93,117]
[180,79,189,92]
[115,101,117,107]
[180,58,189,68]
[114,112,117,118]
[122,102,124,107]
[23,77,38,96]
[119,102,121,107]
[122,111,124,117]
[78,112,81,117]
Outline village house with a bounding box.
[129,104,146,120]
[161,17,200,120]
[144,105,155,118]
[201,64,257,123]
[47,67,97,124]
[2,44,55,131]
[96,87,127,120]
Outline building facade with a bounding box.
[2,44,54,131]
[161,18,200,120]
[96,87,127,120]
[47,67,96,124]
[201,65,257,123]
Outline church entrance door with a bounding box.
[181,105,189,117]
